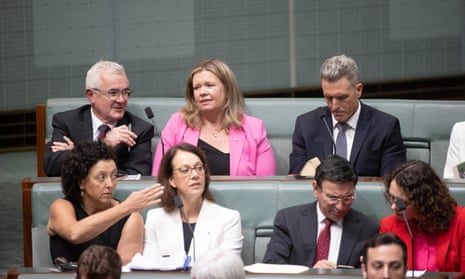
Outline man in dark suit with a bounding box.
[289,55,406,177]
[43,60,153,177]
[263,155,379,268]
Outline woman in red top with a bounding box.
[380,160,465,272]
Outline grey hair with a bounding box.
[320,54,360,86]
[85,60,127,89]
[190,249,245,279]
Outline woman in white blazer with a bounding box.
[444,121,465,179]
[143,143,243,265]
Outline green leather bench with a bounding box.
[28,177,465,267]
[37,98,465,177]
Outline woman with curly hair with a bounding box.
[47,140,164,265]
[151,59,276,176]
[380,160,465,272]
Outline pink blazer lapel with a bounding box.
[183,127,200,145]
[229,128,245,176]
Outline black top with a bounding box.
[49,198,130,262]
[183,222,196,255]
[198,139,230,175]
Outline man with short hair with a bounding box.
[361,233,407,279]
[76,245,121,279]
[289,54,406,177]
[43,60,154,176]
[264,155,378,268]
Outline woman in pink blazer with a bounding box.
[151,59,276,176]
[380,160,465,272]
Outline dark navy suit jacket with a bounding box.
[289,102,406,177]
[43,105,154,176]
[263,201,379,267]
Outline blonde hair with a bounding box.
[181,59,244,131]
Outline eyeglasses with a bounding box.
[91,88,133,99]
[384,193,410,208]
[323,192,356,204]
[175,164,205,176]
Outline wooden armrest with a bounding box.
[36,104,46,177]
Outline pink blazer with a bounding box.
[151,112,276,176]
[380,206,465,272]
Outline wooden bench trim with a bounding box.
[35,104,46,177]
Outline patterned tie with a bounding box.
[313,218,332,264]
[335,122,348,159]
[97,124,111,141]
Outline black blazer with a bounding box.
[289,102,406,176]
[263,202,379,267]
[43,105,154,176]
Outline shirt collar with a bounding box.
[91,107,116,130]
[316,202,343,226]
[331,100,361,130]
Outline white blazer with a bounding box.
[143,200,243,264]
[444,121,465,178]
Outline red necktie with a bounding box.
[97,124,111,140]
[314,218,332,264]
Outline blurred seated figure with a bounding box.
[190,248,245,279]
[444,121,465,178]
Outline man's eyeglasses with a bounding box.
[323,192,356,204]
[92,88,133,99]
[175,165,205,176]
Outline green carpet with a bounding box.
[0,151,36,277]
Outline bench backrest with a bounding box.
[32,178,465,267]
[39,98,465,177]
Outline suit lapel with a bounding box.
[157,210,184,256]
[320,107,335,156]
[79,106,94,140]
[229,128,244,176]
[300,203,318,265]
[350,104,370,163]
[117,113,131,128]
[338,210,361,265]
[191,201,213,258]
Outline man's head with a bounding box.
[85,60,131,124]
[361,233,407,279]
[313,155,358,222]
[320,55,363,123]
[190,248,245,279]
[75,245,121,279]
